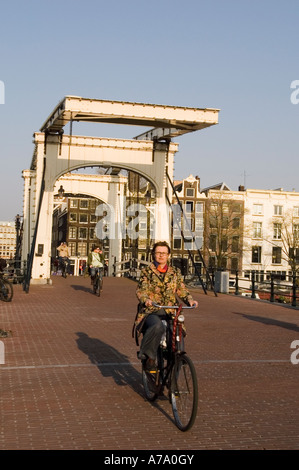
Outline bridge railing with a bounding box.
[229,270,298,307]
[1,259,27,284]
[112,257,150,280]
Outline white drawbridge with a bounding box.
[22,96,219,287]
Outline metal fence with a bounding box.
[228,270,298,307]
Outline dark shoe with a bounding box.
[145,358,157,372]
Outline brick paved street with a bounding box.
[0,275,298,450]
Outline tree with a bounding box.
[268,209,299,273]
[203,192,247,272]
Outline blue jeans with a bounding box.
[90,267,103,278]
[59,257,70,274]
[139,311,166,361]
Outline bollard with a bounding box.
[270,275,275,302]
[251,270,256,299]
[235,270,239,296]
[292,272,297,307]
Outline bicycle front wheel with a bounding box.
[170,354,198,432]
[99,275,103,293]
[93,276,100,296]
[62,263,67,278]
[0,280,13,302]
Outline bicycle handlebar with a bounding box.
[152,302,195,309]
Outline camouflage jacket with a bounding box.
[135,263,194,324]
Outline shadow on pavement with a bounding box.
[75,331,144,395]
[233,312,299,333]
[75,332,176,427]
[71,284,93,294]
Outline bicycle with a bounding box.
[92,267,104,297]
[59,257,69,278]
[140,302,198,432]
[0,275,13,302]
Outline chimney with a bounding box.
[238,185,245,191]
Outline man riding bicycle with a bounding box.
[57,242,71,274]
[87,245,104,280]
[135,241,198,371]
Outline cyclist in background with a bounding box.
[57,242,71,274]
[135,241,198,371]
[87,245,104,280]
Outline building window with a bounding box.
[69,227,77,239]
[69,213,77,222]
[194,236,203,249]
[210,216,217,228]
[79,213,88,223]
[186,188,194,197]
[273,223,282,239]
[253,221,262,238]
[68,242,76,256]
[70,199,78,208]
[196,202,204,213]
[289,247,299,264]
[173,238,182,249]
[184,216,194,231]
[209,234,216,251]
[232,236,239,252]
[233,217,240,229]
[233,202,241,213]
[253,204,263,215]
[184,238,193,250]
[252,246,261,263]
[231,257,239,272]
[274,205,283,215]
[185,201,194,213]
[221,237,228,251]
[78,227,87,239]
[222,216,229,228]
[77,242,87,256]
[294,224,299,239]
[293,207,299,217]
[80,199,88,209]
[272,246,282,264]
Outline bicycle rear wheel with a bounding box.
[0,279,13,302]
[170,353,198,431]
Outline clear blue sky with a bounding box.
[0,0,298,221]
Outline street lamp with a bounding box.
[58,185,65,200]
